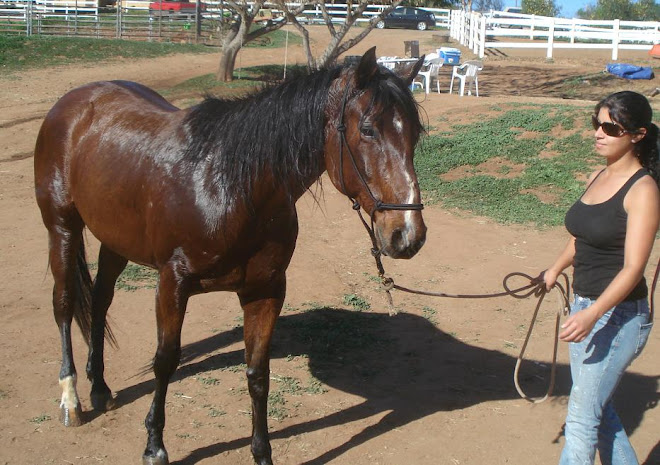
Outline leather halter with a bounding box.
[334,75,424,279]
[335,79,424,217]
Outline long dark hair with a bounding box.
[595,90,660,183]
[181,63,424,211]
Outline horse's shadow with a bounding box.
[114,307,659,465]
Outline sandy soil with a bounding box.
[0,27,658,465]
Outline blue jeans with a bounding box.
[559,294,653,465]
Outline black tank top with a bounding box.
[564,168,649,300]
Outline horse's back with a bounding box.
[34,81,188,261]
[35,80,180,170]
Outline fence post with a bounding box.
[465,11,470,47]
[195,0,201,43]
[612,19,620,61]
[570,17,576,44]
[116,0,121,38]
[479,14,485,58]
[459,10,464,44]
[472,12,479,54]
[468,12,474,49]
[26,0,33,36]
[529,14,534,40]
[546,18,555,59]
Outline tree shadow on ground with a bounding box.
[114,307,658,465]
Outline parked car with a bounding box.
[376,7,436,31]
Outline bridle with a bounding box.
[334,77,424,275]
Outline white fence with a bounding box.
[2,0,658,58]
[451,9,659,60]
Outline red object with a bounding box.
[149,1,204,12]
[649,44,660,59]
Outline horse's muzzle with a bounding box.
[376,215,427,259]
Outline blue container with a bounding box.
[438,47,461,65]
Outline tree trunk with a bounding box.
[217,18,245,82]
[217,42,240,82]
[217,8,289,81]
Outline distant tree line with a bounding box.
[576,0,660,21]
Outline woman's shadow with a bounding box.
[114,307,659,465]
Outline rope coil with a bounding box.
[383,271,570,403]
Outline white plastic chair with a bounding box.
[449,60,483,96]
[412,57,443,94]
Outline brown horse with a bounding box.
[34,47,426,465]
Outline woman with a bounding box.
[543,91,659,465]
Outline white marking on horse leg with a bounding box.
[59,374,80,411]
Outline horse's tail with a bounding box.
[72,236,117,348]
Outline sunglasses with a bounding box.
[591,115,634,137]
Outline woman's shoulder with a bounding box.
[631,173,659,195]
[625,173,660,212]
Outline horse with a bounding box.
[33,47,427,465]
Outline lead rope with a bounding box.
[355,203,660,402]
[393,271,570,403]
[650,257,658,324]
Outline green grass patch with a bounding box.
[0,34,215,72]
[343,293,371,311]
[115,263,158,291]
[164,63,310,98]
[196,375,220,386]
[0,29,300,73]
[415,104,600,227]
[29,414,52,424]
[244,28,302,49]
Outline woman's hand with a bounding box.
[559,307,599,342]
[542,268,559,292]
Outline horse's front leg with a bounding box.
[142,264,189,465]
[238,276,286,465]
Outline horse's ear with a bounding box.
[398,55,426,86]
[354,46,379,89]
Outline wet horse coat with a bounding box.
[34,48,426,465]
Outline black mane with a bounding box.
[182,63,423,211]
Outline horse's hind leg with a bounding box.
[86,245,127,412]
[46,216,91,427]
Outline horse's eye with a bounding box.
[360,125,376,138]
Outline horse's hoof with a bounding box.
[59,403,84,427]
[91,391,116,412]
[142,449,169,465]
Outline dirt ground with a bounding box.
[0,27,658,465]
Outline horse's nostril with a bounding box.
[390,228,406,252]
[385,226,425,259]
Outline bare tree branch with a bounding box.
[218,0,414,80]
